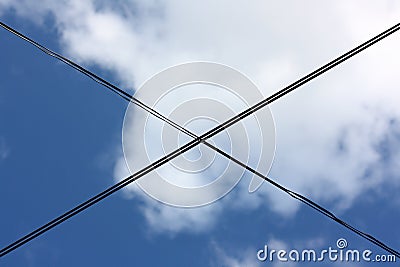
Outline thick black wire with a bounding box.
[0,22,197,141]
[1,21,399,258]
[203,23,400,140]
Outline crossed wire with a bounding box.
[0,21,399,258]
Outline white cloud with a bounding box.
[2,0,400,233]
[213,238,303,267]
[114,153,224,234]
[212,242,262,267]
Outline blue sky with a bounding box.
[1,1,400,266]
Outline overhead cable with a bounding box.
[0,21,399,258]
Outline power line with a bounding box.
[0,22,196,141]
[1,21,399,258]
[199,144,400,257]
[203,23,400,140]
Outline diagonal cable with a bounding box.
[0,21,399,258]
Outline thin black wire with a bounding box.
[205,147,400,257]
[1,21,399,258]
[0,22,196,141]
[203,23,400,140]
